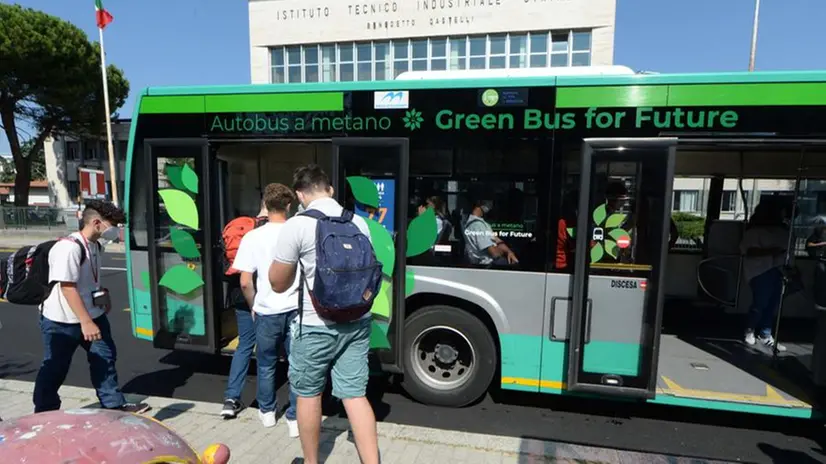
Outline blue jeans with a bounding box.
[748,267,783,337]
[255,310,297,419]
[224,308,256,401]
[33,315,126,413]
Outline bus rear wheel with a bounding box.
[402,305,497,407]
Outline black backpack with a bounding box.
[0,237,95,306]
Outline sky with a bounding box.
[2,0,825,154]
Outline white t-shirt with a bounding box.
[42,232,105,324]
[273,197,372,326]
[740,225,788,282]
[231,221,299,316]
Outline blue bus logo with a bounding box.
[374,90,409,109]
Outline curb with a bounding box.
[0,379,732,463]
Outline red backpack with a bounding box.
[220,216,266,276]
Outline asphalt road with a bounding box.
[1,252,825,463]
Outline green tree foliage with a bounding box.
[0,139,45,183]
[0,4,129,205]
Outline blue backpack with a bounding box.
[299,209,383,323]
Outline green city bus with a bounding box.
[125,67,826,419]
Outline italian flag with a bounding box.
[95,0,113,29]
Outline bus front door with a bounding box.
[332,138,409,372]
[145,139,222,353]
[566,138,676,399]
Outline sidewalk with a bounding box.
[0,379,732,463]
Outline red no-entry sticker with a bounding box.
[617,236,631,248]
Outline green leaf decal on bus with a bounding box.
[608,228,630,241]
[140,271,150,290]
[567,227,575,238]
[159,189,199,230]
[592,203,607,226]
[169,227,200,258]
[164,164,186,191]
[372,280,392,319]
[590,242,604,263]
[370,320,391,349]
[605,213,626,228]
[365,217,394,277]
[347,176,379,208]
[406,269,415,296]
[605,239,618,259]
[158,264,204,295]
[406,207,437,257]
[181,163,199,194]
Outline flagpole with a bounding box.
[98,25,119,207]
[748,0,761,71]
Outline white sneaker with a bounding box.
[258,410,276,428]
[758,335,787,352]
[286,419,299,438]
[745,330,756,345]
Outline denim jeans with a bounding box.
[255,310,297,419]
[224,308,256,401]
[33,315,126,413]
[748,267,783,337]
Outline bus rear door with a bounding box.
[566,138,676,398]
[332,138,409,371]
[144,139,223,353]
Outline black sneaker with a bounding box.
[220,399,243,419]
[113,402,151,414]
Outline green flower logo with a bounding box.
[590,203,631,264]
[403,109,424,131]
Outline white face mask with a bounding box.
[100,226,120,242]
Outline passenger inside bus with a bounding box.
[417,195,451,245]
[805,217,826,309]
[463,199,519,267]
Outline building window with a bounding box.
[509,34,528,68]
[84,141,97,161]
[529,32,548,68]
[117,140,128,160]
[268,30,593,83]
[488,34,506,69]
[721,191,737,212]
[375,41,390,80]
[304,45,319,83]
[393,40,409,78]
[572,31,591,66]
[321,45,336,82]
[286,46,301,83]
[550,33,568,67]
[411,39,427,71]
[674,190,700,212]
[68,181,79,201]
[271,47,285,83]
[66,141,79,161]
[430,38,447,71]
[339,43,355,82]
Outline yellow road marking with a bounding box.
[135,327,153,337]
[225,336,239,351]
[660,376,809,408]
[503,375,810,408]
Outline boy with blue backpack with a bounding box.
[269,165,382,464]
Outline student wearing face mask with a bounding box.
[33,200,150,414]
[464,199,518,266]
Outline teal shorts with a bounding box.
[288,317,371,400]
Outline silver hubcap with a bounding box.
[410,325,475,391]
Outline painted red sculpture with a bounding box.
[0,408,230,463]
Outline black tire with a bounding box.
[401,305,497,407]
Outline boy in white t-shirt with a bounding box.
[33,200,149,414]
[231,183,300,436]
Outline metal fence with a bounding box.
[0,206,74,231]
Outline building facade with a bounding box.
[43,119,130,210]
[249,0,617,84]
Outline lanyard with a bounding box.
[80,235,99,285]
